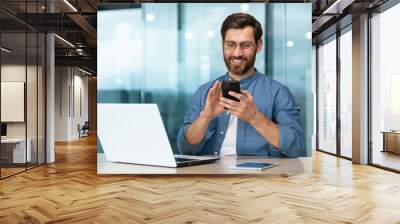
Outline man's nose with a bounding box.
[232,46,243,56]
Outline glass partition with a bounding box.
[0,1,46,179]
[266,3,312,156]
[1,30,28,177]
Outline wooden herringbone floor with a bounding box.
[1,135,400,224]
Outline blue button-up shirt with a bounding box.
[176,70,305,157]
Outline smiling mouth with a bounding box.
[230,58,245,66]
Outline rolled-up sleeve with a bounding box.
[274,86,305,157]
[176,87,208,155]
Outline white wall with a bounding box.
[55,67,69,141]
[1,64,46,163]
[1,65,41,138]
[1,65,27,140]
[1,65,26,131]
[55,67,89,141]
[72,73,89,138]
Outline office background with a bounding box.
[97,3,312,156]
[0,2,47,178]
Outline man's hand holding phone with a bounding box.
[219,87,258,124]
[203,79,259,125]
[202,79,244,119]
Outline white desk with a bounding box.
[97,153,312,176]
[1,138,31,163]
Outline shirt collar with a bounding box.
[223,68,260,87]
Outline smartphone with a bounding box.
[230,162,279,171]
[222,80,241,102]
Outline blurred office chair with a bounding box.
[79,121,90,138]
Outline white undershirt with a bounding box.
[220,114,238,155]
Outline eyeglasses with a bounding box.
[224,41,255,52]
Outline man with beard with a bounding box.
[176,13,304,157]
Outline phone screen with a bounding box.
[222,80,240,102]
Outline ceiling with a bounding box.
[311,0,390,44]
[1,0,97,74]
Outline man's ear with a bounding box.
[256,39,263,53]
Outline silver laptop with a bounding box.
[97,103,219,167]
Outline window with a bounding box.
[317,37,337,154]
[339,29,352,158]
[371,3,400,171]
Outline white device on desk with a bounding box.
[97,103,219,168]
[231,162,279,171]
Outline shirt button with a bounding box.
[214,152,218,155]
[226,112,230,115]
[220,131,224,135]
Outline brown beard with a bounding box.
[223,51,256,76]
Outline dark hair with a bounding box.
[220,13,263,43]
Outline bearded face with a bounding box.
[223,47,256,76]
[222,26,261,77]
